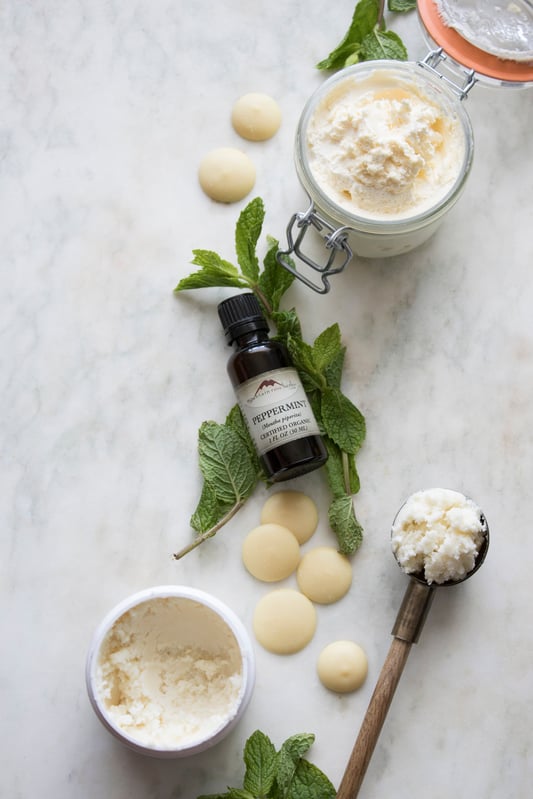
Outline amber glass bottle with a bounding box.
[217,293,328,482]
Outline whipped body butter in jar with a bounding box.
[298,62,472,254]
[278,0,533,292]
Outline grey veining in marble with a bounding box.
[1,1,532,797]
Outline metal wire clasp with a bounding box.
[418,47,477,100]
[276,200,354,294]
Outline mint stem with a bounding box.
[173,500,246,560]
[251,283,274,317]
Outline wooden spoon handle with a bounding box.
[336,580,435,798]
[336,636,412,798]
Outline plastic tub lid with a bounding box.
[418,0,533,85]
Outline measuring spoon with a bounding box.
[336,489,489,799]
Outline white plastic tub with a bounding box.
[86,585,255,758]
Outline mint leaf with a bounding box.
[316,0,379,70]
[344,47,363,67]
[323,346,346,390]
[286,336,325,392]
[243,730,278,796]
[388,0,416,11]
[312,324,342,373]
[258,236,295,313]
[175,250,248,291]
[225,404,265,482]
[303,388,323,430]
[190,480,226,534]
[319,42,363,70]
[281,733,315,761]
[320,387,365,455]
[174,270,246,290]
[191,249,239,274]
[329,494,364,554]
[286,758,336,799]
[276,734,316,797]
[235,196,264,282]
[360,27,408,61]
[271,309,302,341]
[277,749,299,798]
[198,421,258,507]
[347,0,380,38]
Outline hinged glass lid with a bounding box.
[418,0,533,85]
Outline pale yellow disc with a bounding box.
[260,491,318,544]
[253,589,317,654]
[198,147,255,203]
[231,93,282,141]
[242,523,300,582]
[317,640,368,693]
[296,546,352,604]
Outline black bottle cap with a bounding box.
[218,293,269,344]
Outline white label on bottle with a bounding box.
[235,367,321,456]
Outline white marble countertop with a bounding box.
[2,1,532,797]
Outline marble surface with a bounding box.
[2,1,532,797]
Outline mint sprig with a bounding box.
[173,197,365,559]
[243,730,278,795]
[389,0,416,11]
[198,730,336,799]
[316,0,414,71]
[180,421,260,559]
[235,197,263,281]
